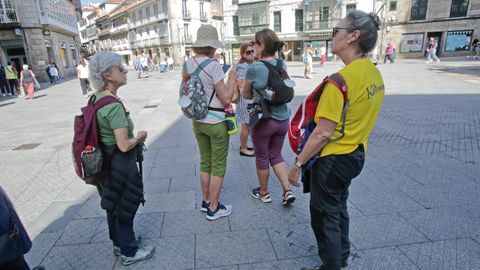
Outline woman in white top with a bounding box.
[182,25,235,221]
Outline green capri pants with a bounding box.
[192,120,229,177]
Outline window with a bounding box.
[252,13,259,25]
[450,0,469,18]
[182,0,188,16]
[274,11,281,32]
[445,30,473,51]
[346,4,356,13]
[184,23,189,41]
[145,6,150,19]
[200,2,205,18]
[399,33,424,52]
[138,9,143,20]
[295,9,303,31]
[232,0,238,4]
[389,1,397,11]
[153,3,158,16]
[410,0,428,21]
[321,6,329,20]
[233,15,239,35]
[132,12,136,23]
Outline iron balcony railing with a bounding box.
[0,8,18,23]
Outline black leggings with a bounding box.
[8,79,19,95]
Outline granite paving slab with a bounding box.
[161,209,230,237]
[348,247,418,270]
[137,191,196,213]
[237,256,320,270]
[40,242,118,270]
[267,222,318,260]
[195,229,277,268]
[25,232,62,267]
[56,217,103,245]
[399,205,480,241]
[349,213,428,249]
[398,238,480,270]
[113,235,195,270]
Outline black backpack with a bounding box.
[260,59,294,106]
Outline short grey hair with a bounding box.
[345,10,381,54]
[88,51,123,91]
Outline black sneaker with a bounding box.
[201,200,210,212]
[251,187,272,203]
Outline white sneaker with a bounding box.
[436,59,440,63]
[121,246,155,266]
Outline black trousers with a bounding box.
[8,79,18,95]
[309,145,365,270]
[106,210,138,257]
[0,80,10,94]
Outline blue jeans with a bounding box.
[106,210,138,257]
[427,49,439,62]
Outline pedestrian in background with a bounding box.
[426,37,440,63]
[183,24,235,221]
[89,51,155,266]
[320,46,327,67]
[243,28,296,206]
[77,59,91,97]
[167,56,174,71]
[289,11,384,270]
[384,42,395,64]
[236,42,255,157]
[5,62,19,96]
[0,65,11,96]
[472,37,479,60]
[49,64,59,84]
[0,186,32,270]
[45,64,53,84]
[52,63,61,80]
[19,64,36,100]
[303,43,315,79]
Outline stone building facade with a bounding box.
[0,0,81,82]
[80,0,224,66]
[381,0,480,58]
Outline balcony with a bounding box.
[97,27,111,37]
[0,9,19,24]
[184,35,193,44]
[304,20,335,31]
[200,13,208,22]
[37,0,78,34]
[183,11,191,20]
[238,24,268,36]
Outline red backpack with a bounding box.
[72,95,120,185]
[288,73,348,157]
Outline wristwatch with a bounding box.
[294,156,303,168]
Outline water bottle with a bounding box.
[224,104,238,135]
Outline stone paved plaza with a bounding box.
[0,57,479,269]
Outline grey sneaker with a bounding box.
[121,245,155,266]
[206,203,233,221]
[113,236,143,256]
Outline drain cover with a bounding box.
[13,143,41,150]
[144,105,158,108]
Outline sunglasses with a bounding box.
[332,27,355,37]
[245,50,254,55]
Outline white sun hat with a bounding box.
[192,25,224,49]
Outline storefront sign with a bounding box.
[60,42,66,49]
[45,39,52,47]
[306,32,331,40]
[400,33,424,53]
[70,44,76,49]
[42,29,50,36]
